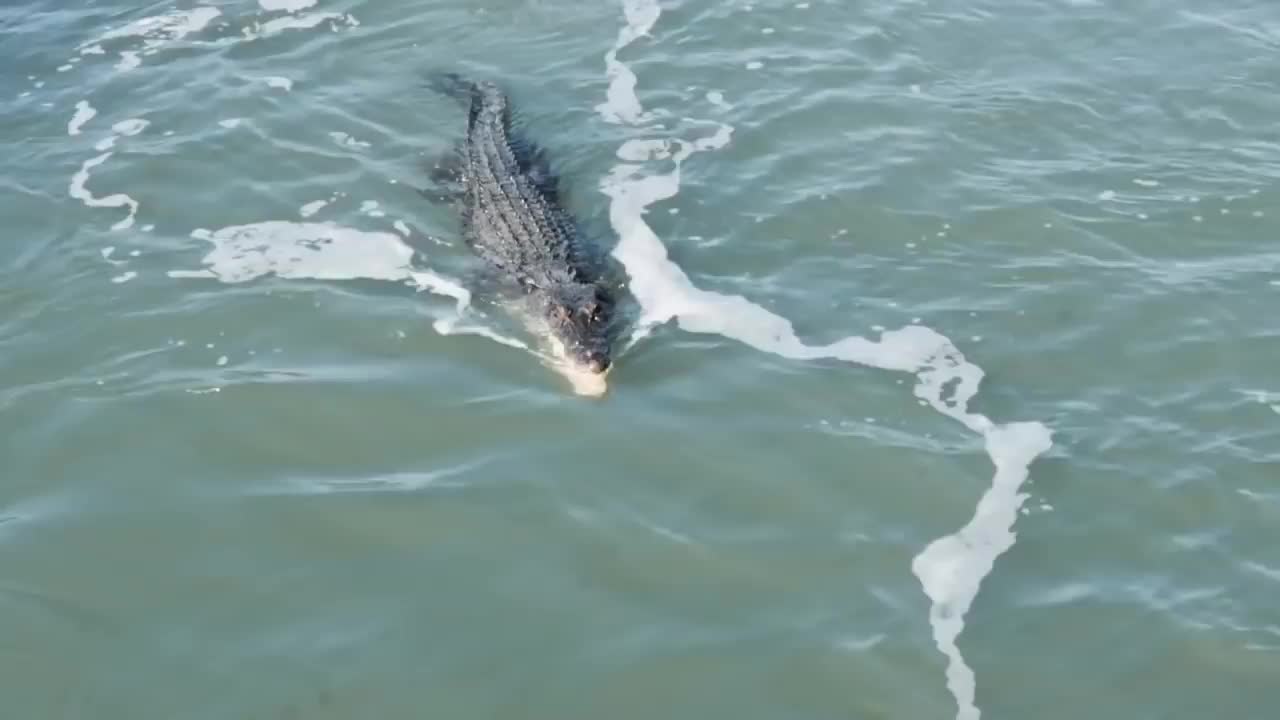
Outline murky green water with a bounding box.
[4,1,1279,718]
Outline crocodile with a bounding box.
[423,72,620,396]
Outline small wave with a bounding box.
[1239,389,1280,416]
[254,460,487,497]
[78,6,221,73]
[262,76,294,91]
[63,4,355,78]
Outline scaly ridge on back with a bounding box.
[431,73,594,288]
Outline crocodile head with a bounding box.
[541,282,616,394]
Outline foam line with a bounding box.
[69,153,139,230]
[258,0,318,10]
[68,100,96,135]
[167,221,525,350]
[595,0,662,125]
[596,3,1053,719]
[68,116,150,230]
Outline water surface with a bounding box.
[3,1,1279,718]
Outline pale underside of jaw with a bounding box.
[510,304,610,397]
[545,336,609,397]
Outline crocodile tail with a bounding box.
[426,71,480,104]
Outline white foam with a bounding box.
[1133,178,1160,187]
[172,221,411,284]
[94,7,221,44]
[82,7,219,73]
[745,60,764,70]
[596,3,1053,719]
[111,271,138,284]
[616,138,671,162]
[71,116,150,228]
[912,424,1051,720]
[263,76,294,91]
[393,220,411,236]
[101,246,127,265]
[329,131,371,149]
[115,52,141,72]
[244,12,345,39]
[219,118,243,129]
[410,270,528,351]
[259,0,317,10]
[69,153,139,230]
[68,100,96,136]
[706,90,732,110]
[1240,389,1280,417]
[112,118,149,136]
[360,200,385,217]
[169,221,525,351]
[299,199,328,217]
[595,0,663,125]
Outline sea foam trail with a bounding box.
[67,100,96,135]
[597,3,1053,719]
[78,6,221,73]
[69,153,138,231]
[67,110,149,231]
[167,221,525,349]
[66,5,354,77]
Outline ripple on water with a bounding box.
[258,462,489,498]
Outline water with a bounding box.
[3,1,1278,717]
